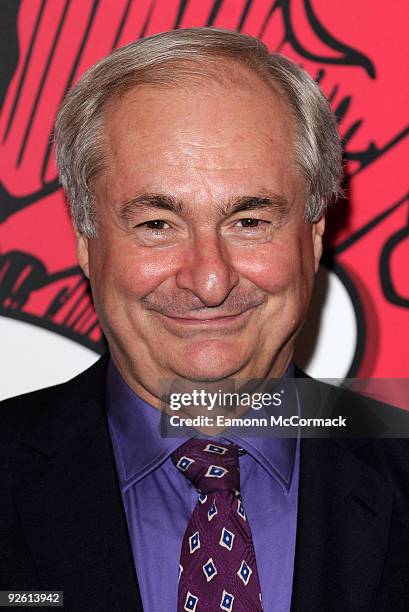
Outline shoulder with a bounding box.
[0,354,110,464]
[296,369,409,510]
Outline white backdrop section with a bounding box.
[0,268,357,400]
[295,266,358,379]
[0,316,100,400]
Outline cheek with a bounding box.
[95,244,182,300]
[231,243,305,294]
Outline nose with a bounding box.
[175,233,239,307]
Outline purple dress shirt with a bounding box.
[106,360,300,612]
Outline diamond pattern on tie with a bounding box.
[208,500,218,521]
[172,439,263,611]
[184,591,198,611]
[219,527,235,551]
[203,558,217,582]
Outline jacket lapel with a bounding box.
[13,356,143,611]
[291,437,393,611]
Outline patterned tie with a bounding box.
[172,439,263,611]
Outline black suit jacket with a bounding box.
[1,356,409,611]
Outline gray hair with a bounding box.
[54,27,342,238]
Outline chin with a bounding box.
[171,341,249,382]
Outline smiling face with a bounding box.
[76,66,325,403]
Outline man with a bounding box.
[1,28,408,612]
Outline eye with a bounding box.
[141,220,169,230]
[223,216,273,243]
[234,218,270,229]
[237,218,264,228]
[133,218,177,246]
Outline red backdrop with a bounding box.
[1,0,408,389]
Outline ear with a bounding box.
[76,230,90,279]
[312,216,325,273]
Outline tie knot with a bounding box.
[172,439,241,494]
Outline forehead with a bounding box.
[99,67,302,206]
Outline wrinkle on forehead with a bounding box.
[97,69,303,213]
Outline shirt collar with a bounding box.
[106,359,297,494]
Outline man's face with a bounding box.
[77,67,324,401]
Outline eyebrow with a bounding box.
[219,194,291,218]
[118,191,291,223]
[118,194,188,224]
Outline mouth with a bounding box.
[156,305,258,332]
[166,312,246,324]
